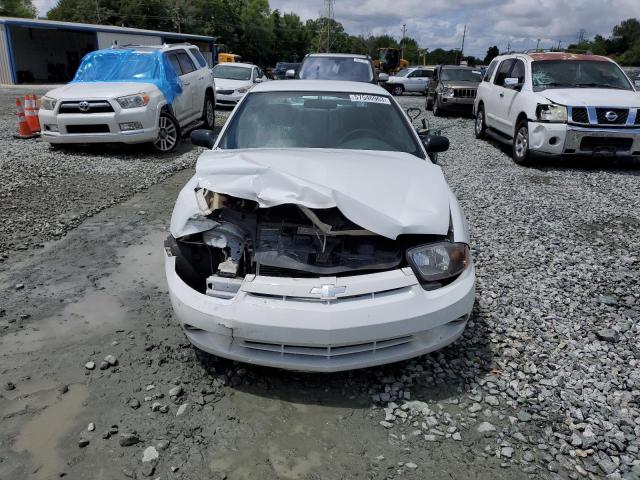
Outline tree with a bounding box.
[483,45,499,64]
[1,0,37,18]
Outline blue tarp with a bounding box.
[72,49,182,105]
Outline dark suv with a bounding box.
[272,62,301,80]
[293,53,377,84]
[426,65,482,116]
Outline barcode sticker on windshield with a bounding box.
[349,94,391,104]
[353,58,369,64]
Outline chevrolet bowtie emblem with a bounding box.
[310,284,347,300]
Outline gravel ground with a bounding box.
[0,91,639,480]
[0,86,230,256]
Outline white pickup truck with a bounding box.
[473,51,640,164]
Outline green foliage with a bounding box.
[1,0,36,18]
[483,45,499,64]
[568,17,640,66]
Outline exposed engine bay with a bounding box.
[166,189,445,296]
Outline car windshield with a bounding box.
[440,69,482,82]
[532,60,632,91]
[298,57,373,82]
[219,91,424,158]
[212,65,252,81]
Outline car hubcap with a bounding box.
[206,100,214,126]
[154,116,177,152]
[476,112,483,133]
[515,128,528,157]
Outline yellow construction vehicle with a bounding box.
[373,48,409,75]
[218,53,243,63]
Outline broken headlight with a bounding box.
[407,242,469,282]
[537,104,567,123]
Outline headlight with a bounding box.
[236,86,250,94]
[41,96,57,110]
[116,93,150,109]
[441,87,455,97]
[537,104,567,123]
[407,242,470,283]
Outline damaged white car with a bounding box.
[165,80,475,372]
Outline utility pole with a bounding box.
[324,0,335,53]
[95,0,100,22]
[578,29,586,43]
[401,23,407,60]
[506,42,511,53]
[459,24,467,64]
[535,38,540,50]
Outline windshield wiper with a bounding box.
[574,82,627,90]
[536,82,573,89]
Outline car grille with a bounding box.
[595,108,628,125]
[247,285,412,304]
[241,335,414,360]
[65,124,110,134]
[580,136,633,152]
[570,107,589,124]
[58,101,114,114]
[453,88,476,98]
[216,89,234,95]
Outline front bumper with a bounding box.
[438,95,475,109]
[215,91,245,106]
[529,122,640,156]
[165,249,476,372]
[39,104,158,144]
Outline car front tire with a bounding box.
[201,94,215,130]
[512,120,531,165]
[153,111,180,153]
[475,105,487,139]
[433,100,443,116]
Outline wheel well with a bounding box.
[516,112,528,126]
[205,87,214,98]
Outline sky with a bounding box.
[32,0,640,57]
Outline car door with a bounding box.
[188,47,213,112]
[486,59,515,133]
[499,59,526,134]
[165,52,192,123]
[405,70,422,92]
[175,50,201,121]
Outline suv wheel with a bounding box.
[512,120,531,165]
[475,106,487,139]
[426,96,433,111]
[392,85,404,96]
[153,111,180,153]
[201,94,215,130]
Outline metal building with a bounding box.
[0,17,216,85]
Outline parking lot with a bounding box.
[1,87,639,480]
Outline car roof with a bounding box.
[251,80,390,95]
[120,44,194,52]
[213,62,255,68]
[492,52,613,63]
[306,53,370,59]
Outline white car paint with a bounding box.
[213,62,269,106]
[39,45,215,149]
[385,67,434,95]
[165,80,475,372]
[474,52,640,158]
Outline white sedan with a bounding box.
[165,80,475,372]
[212,62,268,106]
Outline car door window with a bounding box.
[167,53,183,75]
[176,51,196,75]
[408,71,419,78]
[494,59,515,86]
[483,60,498,82]
[510,59,525,84]
[189,48,208,68]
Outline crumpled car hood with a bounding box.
[170,148,451,240]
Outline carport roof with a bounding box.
[0,16,215,42]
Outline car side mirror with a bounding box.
[378,73,389,82]
[422,134,449,154]
[285,69,296,79]
[504,77,522,90]
[191,129,217,149]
